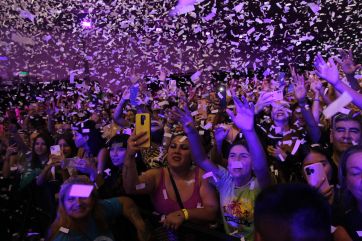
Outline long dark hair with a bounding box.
[299,144,337,185]
[31,132,53,169]
[76,120,105,157]
[56,132,78,158]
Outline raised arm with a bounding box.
[291,66,321,142]
[173,107,219,175]
[113,88,131,127]
[310,74,323,123]
[122,131,158,195]
[226,94,272,188]
[335,48,361,91]
[314,53,362,110]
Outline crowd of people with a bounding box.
[0,49,361,241]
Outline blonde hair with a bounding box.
[47,175,108,241]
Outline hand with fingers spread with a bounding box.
[214,125,230,143]
[5,144,18,158]
[226,94,255,131]
[335,49,362,75]
[121,87,131,101]
[289,65,307,103]
[314,53,340,85]
[293,75,307,104]
[254,92,275,114]
[127,131,149,156]
[171,106,196,134]
[309,74,322,94]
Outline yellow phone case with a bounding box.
[135,113,151,148]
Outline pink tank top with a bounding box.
[151,167,203,215]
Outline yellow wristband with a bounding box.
[181,209,189,221]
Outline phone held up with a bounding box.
[303,162,330,192]
[135,113,151,148]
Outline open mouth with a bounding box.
[172,155,182,161]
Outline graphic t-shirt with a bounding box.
[52,198,122,241]
[211,166,260,241]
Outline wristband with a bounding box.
[181,209,189,220]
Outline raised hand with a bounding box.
[290,69,307,103]
[309,73,322,94]
[214,125,230,143]
[171,106,195,134]
[226,93,255,131]
[127,131,149,156]
[314,53,339,85]
[335,49,362,75]
[254,92,274,114]
[121,87,131,100]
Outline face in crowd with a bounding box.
[167,136,192,170]
[109,143,127,167]
[303,151,333,182]
[271,102,290,123]
[33,136,48,156]
[63,186,94,219]
[330,119,361,154]
[345,151,362,205]
[227,144,252,179]
[58,138,73,158]
[73,131,88,148]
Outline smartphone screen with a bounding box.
[50,145,62,156]
[135,113,151,148]
[130,85,139,106]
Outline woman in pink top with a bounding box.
[123,133,219,230]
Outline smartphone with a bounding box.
[130,85,139,106]
[217,85,227,109]
[269,90,284,102]
[50,145,62,156]
[135,113,151,148]
[304,162,330,192]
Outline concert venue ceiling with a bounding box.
[0,0,360,86]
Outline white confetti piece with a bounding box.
[191,71,202,82]
[162,189,168,200]
[249,180,255,190]
[69,184,94,198]
[191,110,199,116]
[59,227,69,234]
[179,136,187,142]
[203,122,212,130]
[136,183,146,190]
[291,139,302,155]
[278,154,285,162]
[164,133,172,138]
[234,2,245,13]
[323,92,353,119]
[202,171,218,182]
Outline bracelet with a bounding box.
[313,99,320,101]
[181,209,189,221]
